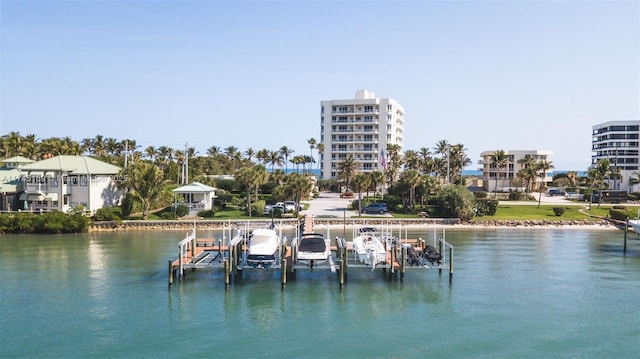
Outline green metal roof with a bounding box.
[0,155,35,165]
[19,155,121,174]
[172,182,217,193]
[0,168,22,192]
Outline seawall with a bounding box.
[88,218,614,232]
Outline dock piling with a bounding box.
[281,258,287,288]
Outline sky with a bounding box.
[1,0,638,171]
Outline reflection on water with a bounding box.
[1,228,639,358]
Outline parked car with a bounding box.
[284,201,302,211]
[361,203,388,214]
[264,204,285,215]
[547,189,565,196]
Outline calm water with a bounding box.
[1,228,639,358]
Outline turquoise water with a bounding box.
[1,228,639,358]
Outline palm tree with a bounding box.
[449,144,471,183]
[404,150,420,170]
[336,156,358,192]
[385,144,402,187]
[315,142,324,175]
[22,134,39,160]
[235,165,268,217]
[122,162,169,220]
[434,139,450,183]
[399,169,422,211]
[536,160,555,208]
[591,159,612,208]
[267,150,283,172]
[206,146,220,157]
[490,150,509,199]
[351,173,370,216]
[516,156,536,195]
[144,146,156,161]
[368,171,385,199]
[244,148,255,163]
[285,172,313,209]
[308,138,317,167]
[279,146,294,174]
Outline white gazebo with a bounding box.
[172,182,217,214]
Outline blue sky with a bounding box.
[1,0,638,171]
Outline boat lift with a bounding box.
[168,217,454,288]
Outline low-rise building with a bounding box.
[17,155,122,213]
[478,150,554,192]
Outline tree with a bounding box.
[368,171,385,199]
[399,169,422,212]
[122,162,170,220]
[235,165,268,217]
[351,173,370,216]
[308,137,317,168]
[434,139,450,184]
[516,156,537,195]
[284,173,313,210]
[279,146,294,174]
[490,150,509,199]
[536,160,555,208]
[439,184,476,221]
[336,157,358,192]
[316,142,324,174]
[267,150,283,172]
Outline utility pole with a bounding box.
[124,140,128,168]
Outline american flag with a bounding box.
[378,149,387,170]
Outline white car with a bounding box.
[284,201,302,211]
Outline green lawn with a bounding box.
[473,204,628,222]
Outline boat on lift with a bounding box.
[245,228,281,269]
[295,233,332,270]
[351,227,389,270]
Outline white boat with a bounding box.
[246,228,281,268]
[628,219,640,233]
[296,233,332,270]
[351,227,388,270]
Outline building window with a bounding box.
[80,176,87,186]
[64,196,70,205]
[70,176,78,186]
[364,106,373,113]
[52,200,58,206]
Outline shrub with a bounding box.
[552,207,566,216]
[250,200,266,216]
[475,191,488,199]
[161,212,177,220]
[439,184,476,221]
[476,199,499,216]
[609,209,629,221]
[175,205,189,218]
[508,191,525,201]
[197,209,215,218]
[94,207,122,221]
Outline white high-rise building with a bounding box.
[319,90,404,180]
[592,120,640,192]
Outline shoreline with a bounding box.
[88,218,619,232]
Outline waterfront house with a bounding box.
[0,156,35,211]
[18,155,122,214]
[172,182,217,216]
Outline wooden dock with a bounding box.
[168,217,454,288]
